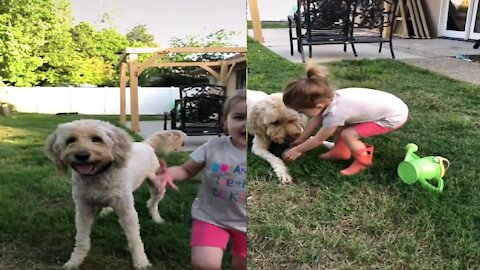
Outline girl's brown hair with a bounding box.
[283,62,334,110]
[221,90,246,134]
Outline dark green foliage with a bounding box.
[0,1,239,87]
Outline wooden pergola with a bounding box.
[248,0,264,42]
[118,46,246,132]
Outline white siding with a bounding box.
[0,87,180,115]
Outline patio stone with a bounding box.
[249,28,480,85]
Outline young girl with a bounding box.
[156,91,247,270]
[282,64,409,176]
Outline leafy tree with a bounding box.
[168,29,237,62]
[126,25,157,47]
[0,0,236,88]
[96,28,130,65]
[137,30,238,87]
[0,1,133,86]
[70,22,129,85]
[0,0,75,86]
[70,22,97,57]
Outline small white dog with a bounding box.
[45,119,186,269]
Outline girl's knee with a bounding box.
[191,247,223,270]
[340,127,359,140]
[191,258,222,270]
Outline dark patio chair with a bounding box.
[164,84,226,136]
[288,0,356,62]
[349,0,398,58]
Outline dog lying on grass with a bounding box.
[247,90,307,184]
[45,119,185,269]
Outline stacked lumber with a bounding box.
[394,0,431,38]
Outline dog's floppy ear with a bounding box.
[44,131,68,173]
[247,104,267,138]
[299,113,309,129]
[107,125,132,168]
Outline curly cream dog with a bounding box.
[247,90,307,184]
[45,119,185,269]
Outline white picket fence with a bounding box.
[0,87,180,115]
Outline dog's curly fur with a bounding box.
[45,119,186,269]
[247,91,306,184]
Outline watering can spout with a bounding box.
[404,143,419,161]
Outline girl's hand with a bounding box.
[156,159,179,192]
[290,138,305,147]
[282,147,302,162]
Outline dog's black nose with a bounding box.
[74,151,90,161]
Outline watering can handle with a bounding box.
[436,157,450,171]
[419,178,444,193]
[420,157,448,192]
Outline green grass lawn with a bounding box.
[247,20,289,29]
[247,38,480,269]
[0,113,222,269]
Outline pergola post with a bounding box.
[248,0,264,43]
[119,62,128,126]
[118,47,246,133]
[220,61,229,87]
[128,54,140,132]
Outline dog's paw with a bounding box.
[63,261,80,270]
[279,174,293,185]
[133,260,152,269]
[151,214,165,224]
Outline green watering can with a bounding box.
[397,143,450,192]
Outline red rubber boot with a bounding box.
[319,137,351,160]
[340,144,374,176]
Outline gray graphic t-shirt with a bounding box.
[190,136,247,232]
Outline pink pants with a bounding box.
[353,121,403,138]
[190,219,247,259]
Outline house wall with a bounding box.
[226,62,247,96]
[226,71,237,96]
[207,62,246,96]
[0,87,179,115]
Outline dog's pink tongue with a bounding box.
[75,164,94,174]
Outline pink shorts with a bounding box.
[190,219,247,259]
[353,122,401,138]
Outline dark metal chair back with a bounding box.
[350,0,398,42]
[291,0,354,61]
[177,84,226,136]
[303,0,352,32]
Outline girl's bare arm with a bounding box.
[293,126,337,154]
[167,159,205,181]
[292,114,323,146]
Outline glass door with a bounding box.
[468,0,480,39]
[441,0,479,39]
